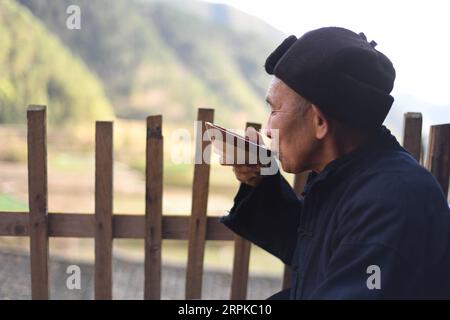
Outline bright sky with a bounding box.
[209,0,450,107]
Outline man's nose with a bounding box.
[265,127,272,139]
[264,117,272,138]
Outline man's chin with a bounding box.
[281,160,307,174]
[280,160,294,174]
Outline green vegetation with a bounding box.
[0,0,284,195]
[0,193,28,211]
[17,0,280,126]
[3,0,282,172]
[0,0,114,124]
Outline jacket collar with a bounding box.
[302,126,406,196]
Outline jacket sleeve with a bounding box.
[220,171,303,265]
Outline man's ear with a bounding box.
[311,105,329,140]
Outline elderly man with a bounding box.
[220,27,450,299]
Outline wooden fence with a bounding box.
[0,106,449,300]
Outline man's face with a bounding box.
[265,77,318,173]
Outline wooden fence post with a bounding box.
[144,115,163,300]
[229,122,261,300]
[403,112,422,162]
[426,124,450,197]
[95,121,113,299]
[185,108,214,299]
[27,105,49,300]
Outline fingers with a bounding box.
[233,168,262,187]
[232,164,261,186]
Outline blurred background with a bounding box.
[0,0,449,299]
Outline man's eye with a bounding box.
[270,111,279,116]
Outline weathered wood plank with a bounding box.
[185,108,214,299]
[0,212,29,236]
[144,115,163,300]
[94,121,113,300]
[426,124,450,196]
[230,122,261,300]
[403,112,422,162]
[0,213,234,240]
[27,105,49,300]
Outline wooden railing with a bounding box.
[0,107,448,299]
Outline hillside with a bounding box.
[0,0,114,124]
[17,0,283,126]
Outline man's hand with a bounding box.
[225,126,264,187]
[232,164,262,187]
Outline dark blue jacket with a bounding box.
[220,126,450,299]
